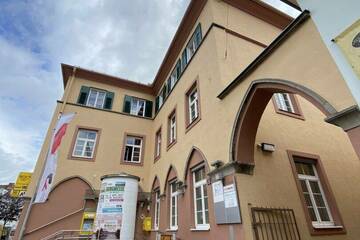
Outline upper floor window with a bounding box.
[77,86,114,110]
[170,181,178,230]
[123,95,153,118]
[124,136,143,164]
[274,93,295,113]
[168,110,177,146]
[188,88,199,123]
[155,128,161,160]
[193,167,209,229]
[72,129,98,158]
[183,24,202,67]
[273,93,304,120]
[154,190,161,230]
[295,161,333,228]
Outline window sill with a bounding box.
[185,116,201,133]
[120,161,143,166]
[276,109,305,120]
[166,140,177,151]
[166,228,178,232]
[313,225,343,229]
[68,156,95,162]
[190,226,210,231]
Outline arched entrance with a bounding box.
[230,79,342,170]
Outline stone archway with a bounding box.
[230,79,343,169]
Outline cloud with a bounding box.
[0,0,190,184]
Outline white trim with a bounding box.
[124,136,142,163]
[130,97,146,117]
[155,131,161,158]
[274,93,295,113]
[72,130,97,158]
[297,163,334,226]
[154,190,160,230]
[169,181,178,230]
[192,168,209,229]
[86,88,106,108]
[188,88,199,123]
[169,114,176,143]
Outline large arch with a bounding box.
[230,79,339,169]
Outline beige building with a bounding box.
[15,0,360,240]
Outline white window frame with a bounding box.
[188,88,199,123]
[186,35,197,61]
[86,88,106,108]
[154,190,161,230]
[155,130,161,158]
[169,114,176,144]
[192,167,210,230]
[124,136,143,163]
[72,129,97,158]
[297,163,334,228]
[130,97,146,117]
[169,181,178,230]
[274,93,295,113]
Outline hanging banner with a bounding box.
[34,113,75,203]
[334,19,360,80]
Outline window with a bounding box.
[183,24,202,66]
[130,97,146,117]
[274,93,295,113]
[154,190,160,230]
[168,112,176,145]
[288,151,345,235]
[123,95,153,118]
[295,161,333,227]
[124,136,143,163]
[193,167,209,229]
[77,86,114,110]
[188,88,199,123]
[155,128,161,160]
[170,181,178,230]
[72,129,98,158]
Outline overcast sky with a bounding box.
[0,0,299,184]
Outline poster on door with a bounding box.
[95,180,126,233]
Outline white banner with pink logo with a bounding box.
[34,113,75,203]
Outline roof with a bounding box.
[62,0,297,95]
[217,10,310,99]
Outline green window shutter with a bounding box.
[162,85,167,100]
[123,95,132,113]
[195,24,202,48]
[176,60,181,79]
[145,100,153,118]
[155,96,159,113]
[103,91,114,110]
[77,86,90,105]
[181,50,187,71]
[167,78,172,94]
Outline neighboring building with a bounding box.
[15,0,360,240]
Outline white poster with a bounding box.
[95,179,125,233]
[223,184,238,209]
[34,113,75,203]
[212,180,224,203]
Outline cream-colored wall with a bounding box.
[25,0,360,239]
[237,96,360,240]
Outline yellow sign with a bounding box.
[334,19,360,80]
[11,172,32,197]
[15,172,32,186]
[143,217,152,232]
[80,212,96,235]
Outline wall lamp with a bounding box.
[258,143,275,152]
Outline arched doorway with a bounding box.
[230,79,340,171]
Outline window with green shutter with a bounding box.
[123,95,153,118]
[77,86,114,110]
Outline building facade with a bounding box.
[15,0,360,240]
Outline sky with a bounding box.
[0,0,299,184]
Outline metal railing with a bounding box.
[251,207,301,240]
[41,230,93,240]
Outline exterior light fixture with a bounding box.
[259,143,275,152]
